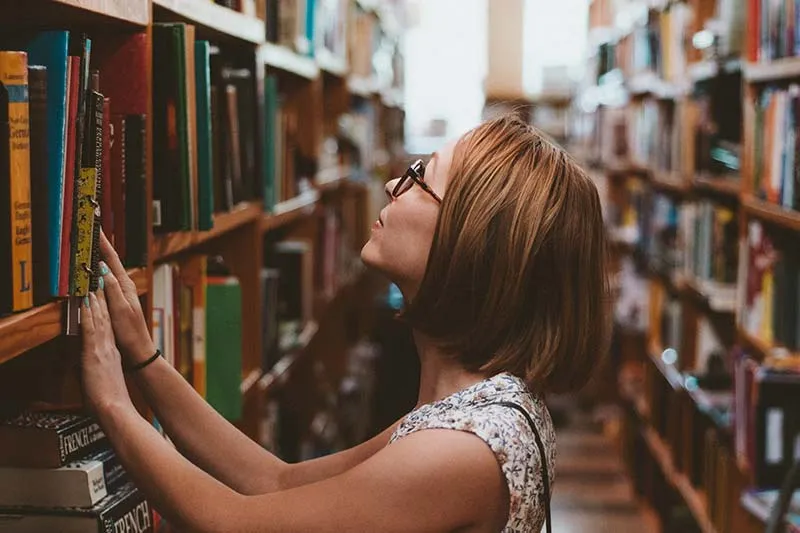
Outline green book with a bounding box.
[206,276,242,421]
[195,40,213,231]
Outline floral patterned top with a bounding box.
[389,372,556,533]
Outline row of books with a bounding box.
[739,219,800,351]
[619,3,692,83]
[680,200,739,289]
[733,349,800,490]
[0,32,148,316]
[0,411,153,532]
[748,0,800,62]
[753,85,800,212]
[266,0,348,64]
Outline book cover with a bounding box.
[93,33,147,116]
[0,482,152,533]
[180,256,207,397]
[0,412,106,469]
[0,448,125,508]
[0,51,33,314]
[25,31,69,299]
[195,41,214,231]
[27,65,49,307]
[184,25,198,231]
[152,264,175,367]
[206,276,243,420]
[262,74,278,211]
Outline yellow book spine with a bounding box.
[0,51,33,311]
[71,167,97,295]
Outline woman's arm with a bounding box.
[82,289,506,532]
[98,235,401,494]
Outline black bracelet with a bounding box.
[123,350,162,374]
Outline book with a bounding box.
[741,489,800,532]
[194,41,214,231]
[153,264,176,367]
[70,90,103,296]
[27,65,48,307]
[0,482,152,533]
[0,448,125,508]
[124,114,147,267]
[0,51,33,314]
[100,98,112,248]
[206,275,243,420]
[109,114,126,261]
[179,256,207,397]
[25,31,70,299]
[58,55,79,296]
[0,412,106,469]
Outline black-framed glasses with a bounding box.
[391,159,442,203]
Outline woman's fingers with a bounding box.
[100,232,126,278]
[80,295,95,347]
[99,261,126,307]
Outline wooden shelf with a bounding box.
[316,50,348,78]
[380,89,404,110]
[152,201,262,263]
[348,76,380,98]
[689,59,742,83]
[652,172,690,195]
[262,191,320,232]
[0,268,148,365]
[682,277,737,314]
[737,327,800,362]
[642,427,718,533]
[153,0,265,44]
[648,340,685,391]
[742,195,800,233]
[258,42,319,80]
[49,0,150,25]
[693,175,741,200]
[605,161,651,178]
[627,72,687,99]
[745,58,800,83]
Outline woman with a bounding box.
[82,114,610,532]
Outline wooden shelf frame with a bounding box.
[258,42,320,80]
[652,172,690,195]
[742,195,800,233]
[262,191,320,233]
[744,58,800,83]
[642,427,719,533]
[0,268,148,365]
[693,175,742,200]
[152,0,265,44]
[49,0,150,25]
[152,201,262,263]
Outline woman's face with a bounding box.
[361,140,456,297]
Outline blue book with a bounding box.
[194,41,213,231]
[305,0,316,58]
[25,31,69,298]
[263,75,278,211]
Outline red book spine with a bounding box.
[749,0,761,62]
[58,56,80,296]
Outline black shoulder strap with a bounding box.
[494,401,552,533]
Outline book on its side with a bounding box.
[0,51,33,314]
[0,412,106,468]
[0,448,126,508]
[0,482,152,533]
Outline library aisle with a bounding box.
[550,399,660,533]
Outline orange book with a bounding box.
[0,51,33,313]
[180,255,207,398]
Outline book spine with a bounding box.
[0,51,33,313]
[67,35,91,295]
[100,484,153,533]
[89,94,104,293]
[195,41,214,231]
[57,418,106,465]
[59,55,79,296]
[110,115,126,261]
[71,91,102,295]
[100,98,112,243]
[28,65,49,307]
[124,114,147,267]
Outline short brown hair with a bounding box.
[403,115,611,393]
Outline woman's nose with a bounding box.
[385,178,399,201]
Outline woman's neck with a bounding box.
[413,330,490,407]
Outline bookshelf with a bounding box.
[0,1,407,523]
[574,0,800,530]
